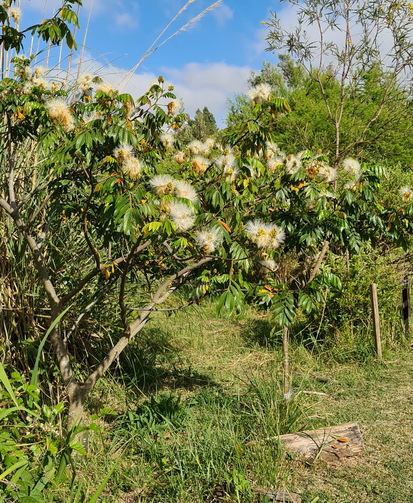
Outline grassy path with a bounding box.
[293,355,413,502]
[85,305,413,502]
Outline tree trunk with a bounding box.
[67,381,91,429]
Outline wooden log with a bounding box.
[279,422,363,463]
[255,487,302,503]
[264,491,302,502]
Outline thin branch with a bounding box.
[118,1,221,89]
[307,240,329,284]
[119,237,143,331]
[84,256,212,390]
[60,239,151,305]
[64,288,109,343]
[127,302,194,312]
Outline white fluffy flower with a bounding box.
[224,166,239,183]
[174,151,186,164]
[33,66,46,77]
[245,220,285,250]
[9,7,21,23]
[32,77,49,90]
[187,140,204,155]
[46,99,74,131]
[204,138,215,151]
[342,158,361,180]
[192,156,209,173]
[168,202,195,231]
[259,259,278,275]
[247,83,272,105]
[96,82,115,94]
[173,180,198,202]
[113,143,133,162]
[77,74,93,92]
[285,153,302,174]
[196,228,223,253]
[160,132,175,149]
[149,175,175,195]
[122,157,141,180]
[265,142,280,158]
[318,163,337,183]
[167,100,179,116]
[267,157,284,173]
[400,186,413,202]
[215,153,236,171]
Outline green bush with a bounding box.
[298,246,407,361]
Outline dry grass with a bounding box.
[288,357,413,502]
[82,301,413,502]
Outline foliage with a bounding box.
[227,57,413,167]
[107,381,310,502]
[1,1,412,428]
[0,361,101,502]
[0,0,81,55]
[298,246,409,361]
[262,0,413,165]
[176,106,219,143]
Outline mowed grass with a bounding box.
[73,301,413,503]
[293,359,413,503]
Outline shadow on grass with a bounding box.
[241,317,329,351]
[112,326,219,395]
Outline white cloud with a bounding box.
[72,56,253,125]
[211,3,234,27]
[159,62,252,121]
[250,25,268,61]
[115,12,138,29]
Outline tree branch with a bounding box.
[83,256,212,390]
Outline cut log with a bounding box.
[279,422,363,463]
[264,490,302,502]
[255,487,302,503]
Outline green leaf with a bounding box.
[0,362,20,408]
[0,459,29,481]
[86,463,117,503]
[69,440,87,456]
[272,293,296,327]
[298,292,318,313]
[141,221,162,234]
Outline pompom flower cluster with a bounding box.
[245,220,285,250]
[400,186,413,202]
[113,143,142,180]
[247,83,272,105]
[195,228,223,253]
[150,175,198,202]
[46,99,75,132]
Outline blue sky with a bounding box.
[23,0,285,123]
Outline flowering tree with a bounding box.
[1,1,412,425]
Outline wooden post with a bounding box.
[370,283,382,360]
[282,325,290,395]
[402,275,410,337]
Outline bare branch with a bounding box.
[83,256,212,390]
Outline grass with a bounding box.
[293,358,413,502]
[39,300,413,502]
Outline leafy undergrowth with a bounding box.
[45,302,413,502]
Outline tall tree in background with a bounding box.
[263,0,413,166]
[178,106,219,142]
[228,57,413,166]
